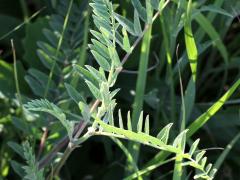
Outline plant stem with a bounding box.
[37,128,48,160]
[19,0,29,21]
[173,155,183,180]
[11,39,23,110]
[44,0,74,98]
[48,100,99,177]
[47,143,75,180]
[0,7,45,41]
[40,11,160,172]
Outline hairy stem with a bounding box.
[40,11,160,172]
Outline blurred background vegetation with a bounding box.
[0,0,240,179]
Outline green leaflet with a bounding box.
[28,68,56,89]
[114,13,136,36]
[150,0,159,10]
[91,50,111,71]
[131,0,147,22]
[122,28,132,53]
[134,10,142,35]
[73,64,99,87]
[91,39,110,60]
[22,142,44,180]
[25,99,75,140]
[7,142,24,159]
[24,75,45,97]
[78,102,91,122]
[157,123,173,144]
[65,83,85,104]
[94,113,216,179]
[189,139,200,157]
[85,65,107,83]
[85,80,101,100]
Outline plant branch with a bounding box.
[39,11,160,173]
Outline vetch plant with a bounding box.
[1,0,238,179]
[23,0,240,179]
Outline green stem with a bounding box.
[19,0,29,21]
[11,39,30,137]
[44,0,74,98]
[11,40,23,112]
[173,155,183,180]
[49,132,91,179]
[48,144,74,180]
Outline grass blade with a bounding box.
[213,132,240,170]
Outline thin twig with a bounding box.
[11,39,23,109]
[176,44,186,131]
[121,55,159,74]
[0,7,46,41]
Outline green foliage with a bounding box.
[25,99,75,141]
[22,142,44,180]
[1,0,240,179]
[93,112,216,179]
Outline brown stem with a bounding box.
[39,135,69,169]
[47,143,75,180]
[74,100,100,139]
[37,128,48,160]
[39,121,85,168]
[48,100,100,178]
